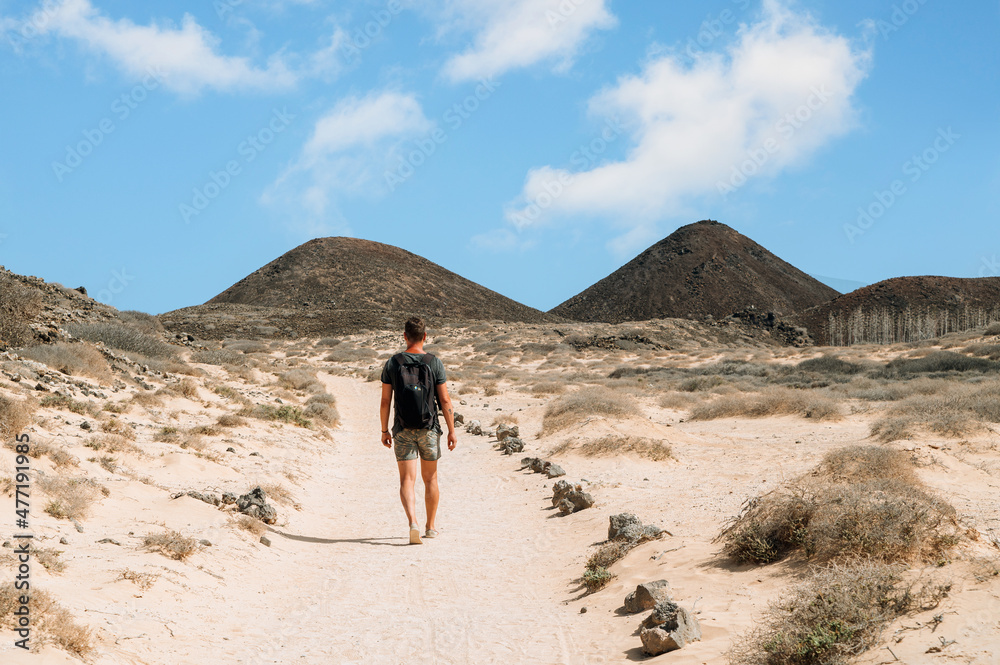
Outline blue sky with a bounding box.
[1,0,998,314]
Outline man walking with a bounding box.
[380,317,457,544]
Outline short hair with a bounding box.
[404,317,426,342]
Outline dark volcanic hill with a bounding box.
[790,276,1000,346]
[550,220,840,324]
[160,237,558,339]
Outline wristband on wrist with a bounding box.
[381,429,389,433]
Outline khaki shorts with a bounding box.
[393,428,442,462]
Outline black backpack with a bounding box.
[392,353,438,430]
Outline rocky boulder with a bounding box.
[236,487,277,525]
[624,580,672,614]
[608,513,664,544]
[639,601,701,655]
[552,480,594,515]
[496,423,519,441]
[520,457,566,478]
[465,420,483,435]
[498,437,525,455]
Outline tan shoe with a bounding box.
[409,524,422,545]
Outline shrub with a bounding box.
[235,514,268,536]
[224,339,268,354]
[38,475,105,521]
[0,583,92,656]
[797,356,866,375]
[21,342,112,383]
[869,380,1000,441]
[0,276,43,347]
[719,446,959,565]
[34,547,66,573]
[117,310,164,334]
[66,322,176,359]
[191,348,249,366]
[552,435,673,461]
[582,567,614,592]
[690,388,842,422]
[278,369,324,392]
[541,387,640,435]
[0,395,34,440]
[115,569,158,591]
[142,528,198,560]
[586,541,632,570]
[217,413,248,428]
[729,561,948,665]
[240,404,312,428]
[985,322,1000,335]
[678,375,727,392]
[177,379,199,399]
[101,418,136,440]
[884,350,999,375]
[530,381,566,396]
[40,393,97,416]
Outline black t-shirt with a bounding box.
[381,352,447,434]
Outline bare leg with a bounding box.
[397,459,419,527]
[421,459,439,531]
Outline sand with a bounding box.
[2,354,1000,664]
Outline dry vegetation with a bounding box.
[142,528,199,560]
[729,562,949,665]
[0,583,92,656]
[550,435,673,461]
[541,387,640,435]
[719,446,960,565]
[0,394,35,440]
[20,342,113,383]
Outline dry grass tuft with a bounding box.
[551,435,672,461]
[34,547,66,573]
[719,446,959,565]
[235,514,268,537]
[0,394,35,440]
[115,568,158,590]
[869,380,1000,441]
[39,393,99,416]
[541,387,640,435]
[38,475,106,521]
[690,387,843,422]
[729,561,949,665]
[101,417,136,440]
[142,528,199,560]
[217,413,248,428]
[0,583,93,656]
[21,342,112,383]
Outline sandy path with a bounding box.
[238,374,599,664]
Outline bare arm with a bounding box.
[380,383,393,447]
[436,382,457,450]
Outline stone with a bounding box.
[59,537,69,545]
[172,490,221,506]
[498,437,525,455]
[639,601,701,655]
[260,535,272,547]
[624,580,672,613]
[545,463,566,479]
[80,421,91,430]
[466,420,483,436]
[236,487,277,525]
[71,519,84,533]
[521,457,562,477]
[454,412,465,425]
[226,447,236,453]
[609,513,649,543]
[199,539,213,547]
[496,423,520,441]
[97,538,122,546]
[1,541,10,548]
[221,492,238,505]
[552,480,594,514]
[75,286,87,296]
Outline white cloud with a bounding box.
[439,0,616,82]
[264,90,432,220]
[504,0,871,244]
[12,0,296,95]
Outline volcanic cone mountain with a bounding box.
[550,220,840,323]
[160,237,557,339]
[790,275,1000,346]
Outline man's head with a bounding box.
[404,317,426,344]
